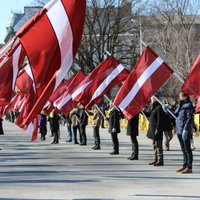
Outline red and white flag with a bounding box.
[76,56,129,109]
[71,64,102,103]
[15,0,86,125]
[55,70,86,115]
[0,44,25,105]
[181,54,200,98]
[195,97,200,113]
[113,46,174,119]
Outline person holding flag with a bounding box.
[175,92,194,174]
[108,101,121,155]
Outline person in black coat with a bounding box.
[79,105,88,146]
[146,96,165,166]
[51,111,60,144]
[162,102,174,151]
[126,114,139,160]
[108,102,121,155]
[0,118,4,135]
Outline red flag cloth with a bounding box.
[42,76,75,115]
[77,56,129,109]
[113,46,174,119]
[15,0,86,125]
[181,54,200,98]
[195,97,200,113]
[0,44,25,105]
[71,58,116,105]
[55,70,86,115]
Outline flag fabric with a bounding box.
[71,63,102,103]
[195,97,200,113]
[55,70,86,115]
[15,0,86,125]
[181,54,200,98]
[42,75,75,115]
[76,56,129,109]
[113,46,174,119]
[0,44,25,105]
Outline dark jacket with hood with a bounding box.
[146,101,165,140]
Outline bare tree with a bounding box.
[142,0,200,98]
[74,0,147,72]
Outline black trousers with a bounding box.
[130,134,138,156]
[111,133,119,153]
[93,126,100,147]
[177,134,193,169]
[80,125,87,145]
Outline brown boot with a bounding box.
[176,167,186,172]
[181,168,192,174]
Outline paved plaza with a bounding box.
[0,120,200,200]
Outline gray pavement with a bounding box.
[0,120,200,200]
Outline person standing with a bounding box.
[146,96,165,166]
[175,92,194,174]
[79,106,88,146]
[108,101,121,155]
[127,114,139,160]
[39,112,47,141]
[65,114,73,142]
[91,106,102,150]
[0,118,4,135]
[51,111,60,144]
[69,107,80,144]
[162,102,174,151]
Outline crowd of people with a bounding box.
[1,91,198,173]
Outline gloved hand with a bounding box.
[112,128,116,133]
[182,130,188,140]
[162,105,168,112]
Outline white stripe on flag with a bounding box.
[12,45,22,90]
[25,65,36,93]
[56,94,71,110]
[46,0,73,90]
[118,57,164,110]
[89,64,125,104]
[71,81,92,99]
[25,122,33,135]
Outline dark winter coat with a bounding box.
[51,113,60,131]
[79,108,88,127]
[108,107,121,134]
[175,99,194,136]
[162,111,174,131]
[126,114,139,136]
[146,102,165,140]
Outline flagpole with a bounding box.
[153,95,176,119]
[94,104,108,121]
[173,71,184,83]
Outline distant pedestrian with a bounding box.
[108,101,121,155]
[0,118,4,135]
[79,105,88,146]
[91,106,101,150]
[51,111,60,144]
[39,112,47,141]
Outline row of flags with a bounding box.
[0,0,199,141]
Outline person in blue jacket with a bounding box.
[175,92,194,174]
